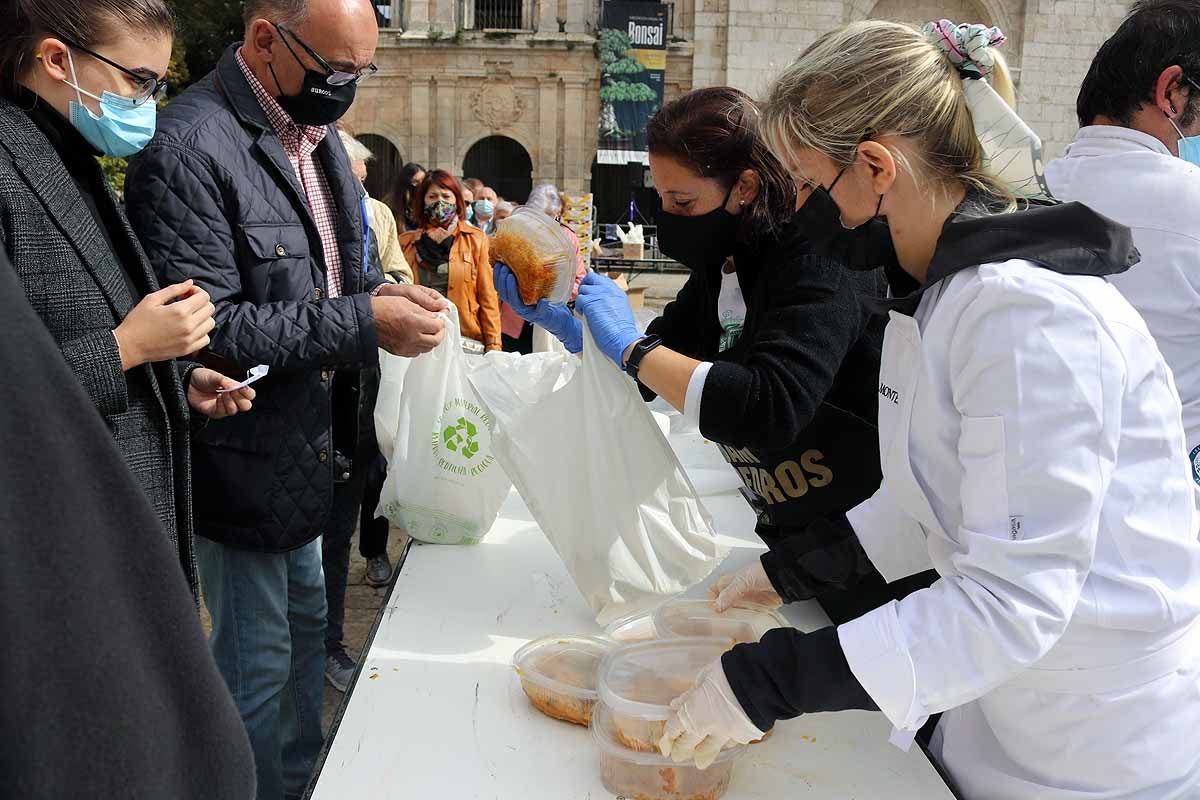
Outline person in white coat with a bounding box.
[657,20,1200,800]
[1046,0,1200,506]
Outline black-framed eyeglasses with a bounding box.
[53,32,168,106]
[272,22,378,87]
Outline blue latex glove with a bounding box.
[574,272,643,368]
[493,263,583,353]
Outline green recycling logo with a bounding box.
[442,416,481,460]
[432,397,496,477]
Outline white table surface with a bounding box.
[308,412,957,800]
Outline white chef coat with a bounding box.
[1046,127,1200,508]
[839,259,1200,799]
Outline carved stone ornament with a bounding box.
[473,78,525,130]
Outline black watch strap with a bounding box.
[624,334,663,382]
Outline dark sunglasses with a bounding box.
[53,32,168,106]
[272,22,378,87]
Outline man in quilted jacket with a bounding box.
[125,1,448,797]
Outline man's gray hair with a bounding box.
[337,130,374,162]
[243,0,309,29]
[495,200,515,214]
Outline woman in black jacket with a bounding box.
[0,0,253,597]
[497,87,932,623]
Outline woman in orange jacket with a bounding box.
[400,170,502,352]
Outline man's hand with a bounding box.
[372,295,446,356]
[114,280,215,370]
[186,368,256,420]
[375,282,450,312]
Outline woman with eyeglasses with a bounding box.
[0,0,255,601]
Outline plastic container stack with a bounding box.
[511,598,791,798]
[594,637,746,800]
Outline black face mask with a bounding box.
[655,184,740,271]
[795,168,897,271]
[269,41,357,127]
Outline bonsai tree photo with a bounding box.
[598,29,658,152]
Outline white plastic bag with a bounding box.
[376,305,511,545]
[374,350,410,462]
[469,323,726,624]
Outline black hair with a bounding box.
[0,0,174,96]
[384,162,427,231]
[1076,0,1200,126]
[646,86,797,243]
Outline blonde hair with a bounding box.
[762,20,1013,206]
[989,49,1017,109]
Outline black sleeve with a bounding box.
[0,250,255,799]
[759,515,877,603]
[638,271,710,402]
[699,253,874,450]
[722,626,878,733]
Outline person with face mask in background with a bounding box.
[497,87,936,624]
[461,179,477,225]
[400,170,503,353]
[1046,0,1200,510]
[0,0,257,603]
[657,21,1200,800]
[474,184,500,235]
[124,0,450,796]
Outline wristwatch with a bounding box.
[624,335,663,382]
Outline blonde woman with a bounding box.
[658,20,1200,799]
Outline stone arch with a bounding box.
[357,133,404,204]
[462,135,535,203]
[847,0,1013,41]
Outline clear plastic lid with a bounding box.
[597,637,731,721]
[603,610,658,644]
[653,599,788,645]
[590,701,745,766]
[512,635,615,699]
[492,206,578,305]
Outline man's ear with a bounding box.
[1154,65,1187,118]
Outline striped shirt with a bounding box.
[236,49,342,298]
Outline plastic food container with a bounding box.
[513,635,614,726]
[592,702,743,800]
[604,610,659,644]
[653,598,789,645]
[598,637,731,752]
[490,206,578,305]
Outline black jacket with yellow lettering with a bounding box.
[641,213,929,622]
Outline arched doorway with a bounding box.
[358,133,403,204]
[462,136,533,203]
[869,0,991,33]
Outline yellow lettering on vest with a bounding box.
[774,461,810,498]
[758,469,787,504]
[801,449,833,487]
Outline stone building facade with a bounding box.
[343,0,1129,209]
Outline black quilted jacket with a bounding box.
[126,46,386,553]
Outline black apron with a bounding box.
[710,258,932,623]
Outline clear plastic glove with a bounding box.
[574,272,642,368]
[493,263,583,353]
[658,658,765,770]
[709,561,783,612]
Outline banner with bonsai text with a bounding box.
[597,1,667,165]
